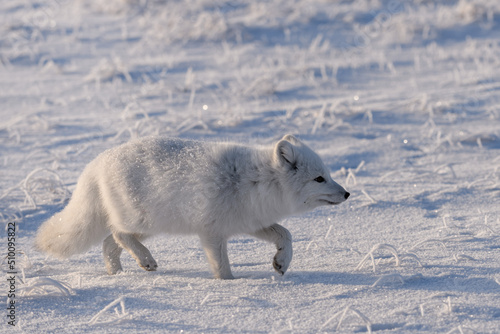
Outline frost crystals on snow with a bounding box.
[419,296,453,317]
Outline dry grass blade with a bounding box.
[88,296,131,325]
[19,277,74,297]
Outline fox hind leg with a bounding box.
[112,232,158,272]
[103,234,124,275]
[200,235,234,279]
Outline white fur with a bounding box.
[35,134,349,279]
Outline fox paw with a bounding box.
[105,260,123,275]
[138,256,158,271]
[273,246,292,275]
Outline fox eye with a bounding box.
[314,176,326,183]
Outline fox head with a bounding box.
[274,134,349,213]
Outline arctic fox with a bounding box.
[36,135,349,279]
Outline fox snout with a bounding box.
[332,183,350,203]
[336,190,350,204]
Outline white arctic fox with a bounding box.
[36,135,349,279]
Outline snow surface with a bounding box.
[1,0,500,333]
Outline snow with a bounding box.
[1,0,499,332]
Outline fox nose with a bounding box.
[344,192,350,199]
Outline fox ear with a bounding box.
[281,134,301,145]
[275,139,297,169]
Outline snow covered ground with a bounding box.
[1,0,500,332]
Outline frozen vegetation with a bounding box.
[1,0,499,332]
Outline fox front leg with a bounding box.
[251,224,293,275]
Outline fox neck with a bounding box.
[245,149,295,224]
